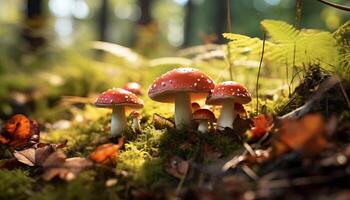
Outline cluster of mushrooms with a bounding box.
[94,68,252,137]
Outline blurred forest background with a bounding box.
[0,0,349,121]
[1,0,349,55]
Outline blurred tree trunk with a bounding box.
[22,0,47,51]
[183,0,227,47]
[183,0,194,47]
[138,0,153,25]
[132,0,156,56]
[98,0,109,41]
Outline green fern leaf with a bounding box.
[223,20,339,70]
[261,20,300,42]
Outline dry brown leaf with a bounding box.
[153,113,174,129]
[42,150,92,181]
[13,141,67,166]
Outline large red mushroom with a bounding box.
[94,88,144,137]
[206,81,251,130]
[148,68,215,129]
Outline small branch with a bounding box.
[175,164,189,195]
[256,32,266,114]
[317,0,350,12]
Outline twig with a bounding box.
[317,0,350,12]
[243,142,256,157]
[242,165,259,182]
[256,32,266,114]
[175,164,189,195]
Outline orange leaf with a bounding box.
[272,114,329,157]
[1,114,40,148]
[248,114,273,140]
[89,138,124,165]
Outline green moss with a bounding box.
[29,171,123,200]
[0,170,33,200]
[117,144,151,174]
[43,112,111,157]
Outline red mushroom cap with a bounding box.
[148,68,215,103]
[206,81,251,105]
[191,102,201,112]
[94,88,144,108]
[192,109,216,122]
[234,103,246,113]
[123,82,143,95]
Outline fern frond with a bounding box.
[261,20,300,42]
[223,20,339,70]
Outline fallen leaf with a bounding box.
[42,150,92,181]
[164,156,189,179]
[0,158,23,170]
[89,143,122,165]
[89,137,124,165]
[272,114,329,157]
[13,141,67,166]
[247,114,274,140]
[0,114,41,149]
[153,113,174,129]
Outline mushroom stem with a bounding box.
[217,101,235,130]
[174,92,192,129]
[111,106,127,137]
[131,117,140,131]
[197,120,209,133]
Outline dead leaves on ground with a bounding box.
[13,141,67,166]
[89,137,125,165]
[42,150,93,181]
[0,114,40,149]
[272,114,331,157]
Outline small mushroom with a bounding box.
[123,82,143,95]
[129,111,141,132]
[94,88,144,137]
[191,102,201,112]
[192,109,216,133]
[206,81,251,130]
[234,103,247,119]
[148,68,215,129]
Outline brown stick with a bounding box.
[317,0,350,12]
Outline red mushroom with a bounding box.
[94,88,144,137]
[129,111,141,131]
[206,81,251,130]
[123,82,143,95]
[192,109,216,133]
[191,102,201,112]
[234,103,247,119]
[148,68,215,129]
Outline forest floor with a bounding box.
[1,65,350,200]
